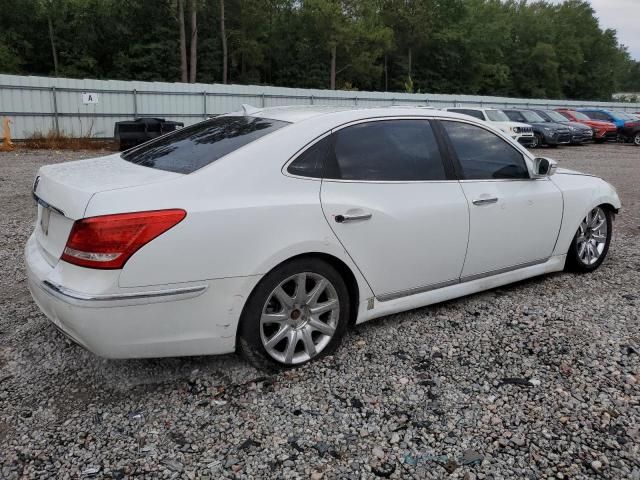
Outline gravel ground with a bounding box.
[0,144,639,479]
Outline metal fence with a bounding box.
[1,73,639,139]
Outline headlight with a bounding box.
[543,127,551,132]
[569,126,576,132]
[512,127,521,134]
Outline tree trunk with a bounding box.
[407,47,412,79]
[220,0,227,84]
[330,44,336,90]
[189,0,198,83]
[47,16,59,77]
[178,0,188,82]
[384,53,388,91]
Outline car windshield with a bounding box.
[122,116,289,174]
[614,112,637,120]
[521,111,546,123]
[485,110,510,122]
[544,110,570,123]
[571,111,591,121]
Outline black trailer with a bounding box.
[114,118,184,150]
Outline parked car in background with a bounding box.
[615,114,640,146]
[577,109,629,129]
[555,108,618,143]
[529,109,593,145]
[503,109,571,148]
[578,109,640,145]
[25,106,620,368]
[444,107,535,146]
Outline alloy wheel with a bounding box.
[530,135,540,148]
[260,272,340,365]
[576,207,608,266]
[634,133,640,146]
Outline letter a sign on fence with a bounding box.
[82,92,99,104]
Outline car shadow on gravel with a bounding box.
[351,270,565,335]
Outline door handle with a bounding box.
[335,213,372,223]
[472,197,498,206]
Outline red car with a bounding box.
[555,108,617,143]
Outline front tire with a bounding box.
[566,206,612,272]
[238,258,350,370]
[530,134,542,148]
[633,132,640,146]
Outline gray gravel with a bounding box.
[1,144,639,479]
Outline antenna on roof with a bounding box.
[242,104,261,116]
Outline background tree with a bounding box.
[0,0,637,100]
[178,0,188,82]
[189,0,198,82]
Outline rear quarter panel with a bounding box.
[84,120,373,301]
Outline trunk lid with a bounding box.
[33,153,181,265]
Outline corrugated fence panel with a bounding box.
[1,73,639,139]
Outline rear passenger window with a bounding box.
[287,136,331,178]
[442,121,529,180]
[328,120,446,181]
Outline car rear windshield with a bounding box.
[121,116,289,174]
[485,110,510,122]
[571,111,591,121]
[521,111,545,123]
[545,110,570,123]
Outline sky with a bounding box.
[552,0,640,60]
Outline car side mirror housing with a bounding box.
[533,157,558,178]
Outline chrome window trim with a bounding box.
[458,177,549,183]
[376,257,549,302]
[322,179,460,185]
[282,114,537,182]
[40,281,208,308]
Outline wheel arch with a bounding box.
[238,252,365,337]
[552,174,621,258]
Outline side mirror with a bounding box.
[533,157,558,178]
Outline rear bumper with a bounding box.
[24,234,255,359]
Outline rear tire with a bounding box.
[633,132,640,146]
[238,258,350,371]
[565,206,612,273]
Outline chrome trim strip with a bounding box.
[377,279,459,302]
[41,281,208,307]
[376,257,549,302]
[33,193,66,217]
[460,257,549,283]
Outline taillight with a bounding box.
[61,209,186,269]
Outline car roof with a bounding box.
[577,108,612,113]
[447,107,502,112]
[238,104,458,123]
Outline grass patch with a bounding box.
[23,130,116,151]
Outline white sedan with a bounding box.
[25,106,621,369]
